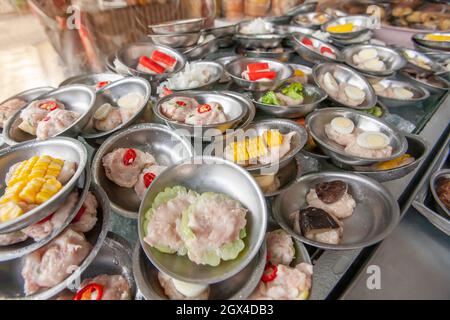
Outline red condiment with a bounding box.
[302,38,313,46]
[96,81,110,90]
[261,264,278,283]
[123,149,137,166]
[39,101,58,111]
[176,101,187,107]
[197,104,212,114]
[320,47,333,55]
[73,283,104,301]
[143,172,156,188]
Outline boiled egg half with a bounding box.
[172,278,209,298]
[357,131,390,150]
[331,117,355,135]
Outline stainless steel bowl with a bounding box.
[138,156,268,284]
[373,78,430,108]
[81,77,151,140]
[92,123,194,219]
[133,243,266,300]
[322,15,372,40]
[0,138,87,234]
[273,171,400,250]
[293,34,343,64]
[226,57,293,92]
[59,73,124,88]
[343,45,406,77]
[202,24,237,38]
[399,69,450,95]
[154,91,247,139]
[430,169,450,218]
[286,1,318,16]
[209,119,308,174]
[288,63,314,84]
[399,47,445,74]
[313,63,377,110]
[165,61,223,91]
[251,84,327,119]
[234,34,285,49]
[3,85,96,145]
[331,30,373,46]
[306,108,408,166]
[265,15,292,25]
[221,91,256,132]
[0,183,110,299]
[183,38,220,61]
[116,42,186,81]
[214,56,239,83]
[275,25,315,36]
[413,32,450,52]
[237,20,275,35]
[331,134,428,182]
[149,32,200,48]
[292,12,331,29]
[0,166,91,262]
[236,46,294,62]
[149,18,206,34]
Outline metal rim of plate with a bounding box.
[374,78,430,107]
[165,61,224,92]
[0,137,88,234]
[429,169,450,218]
[398,69,450,93]
[59,73,125,87]
[133,243,267,300]
[412,32,450,52]
[272,171,401,250]
[292,12,331,30]
[321,15,372,40]
[292,33,344,63]
[286,1,318,17]
[182,38,220,61]
[149,18,206,34]
[399,47,446,74]
[2,182,110,300]
[0,165,91,262]
[92,123,194,219]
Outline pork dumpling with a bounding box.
[134,165,167,200]
[158,272,210,300]
[78,275,131,300]
[0,231,28,246]
[180,192,247,266]
[266,229,295,266]
[144,186,198,255]
[0,98,26,128]
[185,102,228,126]
[71,191,98,233]
[94,106,122,132]
[160,97,198,122]
[19,99,65,135]
[36,109,81,140]
[325,123,357,147]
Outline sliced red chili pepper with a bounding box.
[151,50,177,68]
[302,38,313,46]
[139,56,166,74]
[320,47,333,55]
[143,172,157,188]
[197,104,212,114]
[37,213,54,224]
[176,101,187,107]
[72,206,86,223]
[96,81,110,89]
[261,264,278,283]
[248,71,277,81]
[123,149,137,166]
[73,283,104,301]
[39,101,58,111]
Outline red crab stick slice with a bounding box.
[247,62,270,74]
[139,56,166,74]
[151,50,177,68]
[248,71,277,81]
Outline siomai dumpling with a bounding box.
[70,191,98,234]
[0,98,26,128]
[158,272,210,300]
[134,165,167,200]
[266,229,295,266]
[94,105,122,132]
[36,109,80,140]
[19,99,65,135]
[77,275,131,300]
[185,102,228,126]
[160,97,199,122]
[0,231,28,246]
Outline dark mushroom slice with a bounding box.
[437,179,450,210]
[298,207,343,245]
[315,180,348,204]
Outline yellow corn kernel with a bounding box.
[19,178,46,204]
[0,181,27,204]
[35,178,62,204]
[232,141,249,163]
[0,202,24,222]
[264,130,283,148]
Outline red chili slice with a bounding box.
[261,264,278,283]
[72,206,86,223]
[39,101,58,111]
[96,81,110,89]
[176,101,187,107]
[302,38,313,46]
[123,149,137,166]
[320,47,333,55]
[197,104,212,114]
[143,172,157,188]
[73,283,104,300]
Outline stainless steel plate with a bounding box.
[149,32,200,48]
[133,243,266,300]
[292,12,331,29]
[399,47,445,74]
[236,46,294,62]
[81,77,151,140]
[92,123,194,219]
[413,32,450,52]
[373,78,430,108]
[273,171,400,250]
[183,38,220,61]
[0,138,87,234]
[430,169,450,218]
[138,156,268,284]
[149,18,206,35]
[293,34,343,64]
[399,69,450,94]
[59,73,124,88]
[3,85,96,145]
[306,108,408,166]
[234,33,285,49]
[322,15,372,40]
[286,1,318,17]
[202,24,237,38]
[0,183,110,299]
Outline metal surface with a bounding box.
[236,46,294,62]
[3,85,96,145]
[307,108,408,166]
[273,171,400,250]
[289,63,314,84]
[251,84,327,119]
[234,33,285,49]
[149,18,205,34]
[59,73,124,88]
[293,34,343,64]
[81,77,151,140]
[413,32,450,51]
[149,32,200,48]
[399,47,445,74]
[133,243,266,300]
[92,123,194,219]
[0,183,110,300]
[0,166,91,262]
[286,1,318,17]
[331,30,373,47]
[202,24,237,39]
[138,156,268,284]
[226,57,293,92]
[214,56,239,83]
[292,12,331,29]
[275,25,315,37]
[342,45,406,77]
[0,138,87,234]
[374,78,430,108]
[183,38,220,61]
[167,61,223,91]
[322,15,371,40]
[399,69,450,95]
[430,169,450,218]
[209,119,308,174]
[313,63,377,110]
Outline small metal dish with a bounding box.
[399,48,445,74]
[138,156,268,284]
[0,183,110,299]
[286,1,318,17]
[399,69,450,95]
[182,38,219,60]
[332,134,428,183]
[373,78,430,108]
[288,63,314,84]
[0,138,87,234]
[331,30,373,46]
[165,61,223,91]
[430,169,450,218]
[92,123,194,219]
[413,32,450,52]
[133,243,266,300]
[251,84,327,119]
[149,32,200,48]
[226,57,293,92]
[234,34,285,49]
[3,85,96,145]
[202,24,237,38]
[59,73,124,88]
[0,166,91,262]
[322,15,372,40]
[313,63,377,110]
[81,77,151,140]
[293,34,343,64]
[292,12,331,29]
[306,108,408,166]
[343,45,406,77]
[149,18,206,35]
[236,46,294,62]
[273,171,400,250]
[116,42,186,82]
[209,119,308,174]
